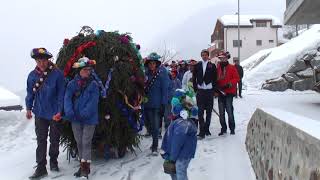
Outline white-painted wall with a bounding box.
[224,21,278,62]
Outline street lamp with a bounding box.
[237,0,240,62]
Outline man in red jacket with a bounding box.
[216,51,240,136]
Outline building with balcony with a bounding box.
[210,15,282,62]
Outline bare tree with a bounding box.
[159,42,179,64]
[283,24,310,39]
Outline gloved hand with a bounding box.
[223,82,232,89]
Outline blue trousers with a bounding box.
[218,94,235,132]
[170,159,191,180]
[145,108,160,150]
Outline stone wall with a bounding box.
[246,108,320,180]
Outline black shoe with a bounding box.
[218,131,226,136]
[158,133,162,138]
[205,130,211,136]
[74,167,81,177]
[230,130,235,135]
[50,159,59,172]
[239,95,243,98]
[144,133,151,137]
[29,166,48,179]
[50,163,59,172]
[197,133,205,140]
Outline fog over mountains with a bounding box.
[146,0,285,60]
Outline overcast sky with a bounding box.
[0,0,285,92]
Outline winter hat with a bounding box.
[145,52,162,66]
[188,59,198,65]
[218,51,231,59]
[31,48,53,60]
[72,57,96,69]
[171,89,198,119]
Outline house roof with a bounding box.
[219,15,282,28]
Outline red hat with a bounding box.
[218,51,231,59]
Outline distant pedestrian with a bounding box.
[233,59,243,98]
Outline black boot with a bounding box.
[197,132,205,139]
[218,131,226,136]
[74,167,81,177]
[205,128,211,136]
[230,130,235,135]
[50,159,59,172]
[29,166,48,179]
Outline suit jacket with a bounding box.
[192,61,217,92]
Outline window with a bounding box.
[256,22,267,27]
[233,40,242,47]
[256,40,262,46]
[269,40,274,43]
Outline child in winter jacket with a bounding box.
[64,57,99,179]
[161,89,198,180]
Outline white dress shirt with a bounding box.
[197,60,213,90]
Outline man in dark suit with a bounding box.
[193,49,217,139]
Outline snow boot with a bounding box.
[29,166,48,179]
[80,162,91,179]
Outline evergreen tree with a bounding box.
[56,26,145,158]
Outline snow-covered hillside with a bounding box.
[0,86,21,107]
[242,25,320,89]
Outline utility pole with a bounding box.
[238,0,240,62]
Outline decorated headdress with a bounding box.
[171,89,198,119]
[218,51,231,59]
[31,48,53,60]
[72,57,96,69]
[145,52,162,66]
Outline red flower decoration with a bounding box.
[63,39,70,46]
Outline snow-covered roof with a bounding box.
[0,86,20,107]
[219,15,282,27]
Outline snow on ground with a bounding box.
[0,86,21,107]
[242,25,320,89]
[1,89,320,180]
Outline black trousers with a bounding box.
[196,89,214,135]
[35,118,62,168]
[237,80,242,96]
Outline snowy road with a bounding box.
[0,90,319,180]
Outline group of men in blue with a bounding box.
[25,47,243,180]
